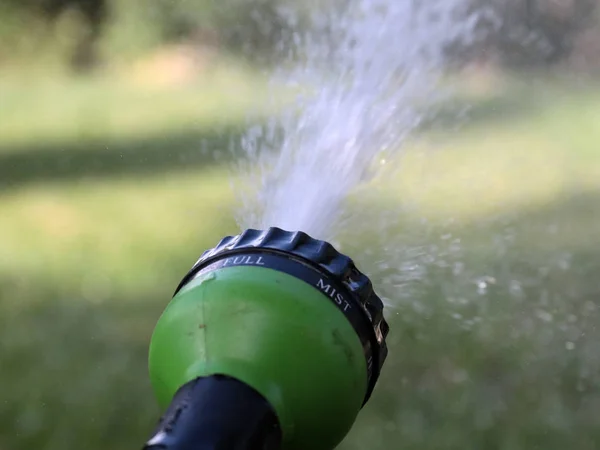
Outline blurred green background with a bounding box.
[1,1,600,449]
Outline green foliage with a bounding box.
[0,0,107,70]
[2,0,600,71]
[0,0,328,70]
[458,0,599,67]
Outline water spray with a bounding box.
[140,1,485,447]
[142,227,389,450]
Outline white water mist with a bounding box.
[234,0,481,241]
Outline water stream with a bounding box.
[233,0,482,242]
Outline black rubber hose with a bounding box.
[143,375,282,450]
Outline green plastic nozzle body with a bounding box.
[148,228,389,450]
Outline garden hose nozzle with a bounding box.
[144,227,389,450]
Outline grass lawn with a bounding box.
[1,68,599,449]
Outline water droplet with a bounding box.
[477,281,487,295]
[558,254,572,271]
[200,272,217,284]
[453,262,464,276]
[509,280,524,298]
[147,431,168,446]
[535,310,554,323]
[451,369,469,383]
[462,319,477,331]
[565,342,576,351]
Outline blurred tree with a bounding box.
[141,0,330,66]
[216,0,301,65]
[1,0,108,71]
[99,0,311,67]
[0,0,343,71]
[452,0,599,68]
[2,0,598,72]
